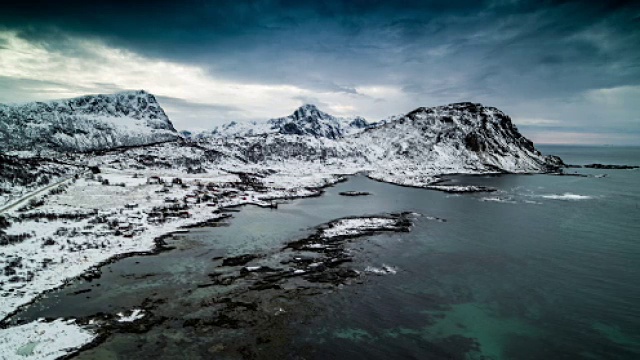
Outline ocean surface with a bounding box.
[15,145,640,359]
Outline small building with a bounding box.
[185,197,199,204]
[118,222,132,231]
[147,176,162,184]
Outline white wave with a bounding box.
[481,196,516,204]
[522,200,542,205]
[365,264,398,275]
[541,193,593,201]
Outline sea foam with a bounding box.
[541,193,593,201]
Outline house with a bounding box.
[117,222,132,231]
[185,193,200,204]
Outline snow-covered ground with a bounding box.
[0,168,343,322]
[0,162,350,359]
[0,319,96,360]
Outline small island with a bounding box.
[338,191,371,196]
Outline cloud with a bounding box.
[0,31,310,126]
[515,118,561,126]
[0,30,415,126]
[0,1,639,143]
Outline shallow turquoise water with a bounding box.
[16,145,640,359]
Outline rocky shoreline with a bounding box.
[568,163,639,170]
[3,211,418,359]
[0,167,354,359]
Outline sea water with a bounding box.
[16,145,640,359]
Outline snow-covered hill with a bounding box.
[151,102,555,190]
[0,93,561,187]
[194,102,561,183]
[351,102,562,183]
[206,104,377,139]
[0,90,179,152]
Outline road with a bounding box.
[0,171,88,214]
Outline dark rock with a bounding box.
[221,254,260,267]
[584,163,639,170]
[339,191,370,196]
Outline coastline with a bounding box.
[0,156,563,359]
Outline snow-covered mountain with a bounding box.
[206,104,377,139]
[184,102,561,187]
[0,90,179,152]
[352,102,561,179]
[0,90,561,185]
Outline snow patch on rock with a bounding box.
[364,264,398,275]
[116,309,145,323]
[322,218,399,238]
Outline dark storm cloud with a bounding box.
[0,1,497,88]
[1,0,639,142]
[2,0,638,93]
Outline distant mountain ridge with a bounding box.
[205,104,378,139]
[195,101,561,181]
[0,90,179,152]
[0,90,561,179]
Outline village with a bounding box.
[0,159,346,325]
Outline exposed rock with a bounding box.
[339,191,370,196]
[221,254,260,267]
[583,163,638,170]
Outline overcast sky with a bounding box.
[1,0,639,144]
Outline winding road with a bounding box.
[0,170,88,214]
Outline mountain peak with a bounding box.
[291,103,329,121]
[298,103,319,111]
[206,103,374,140]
